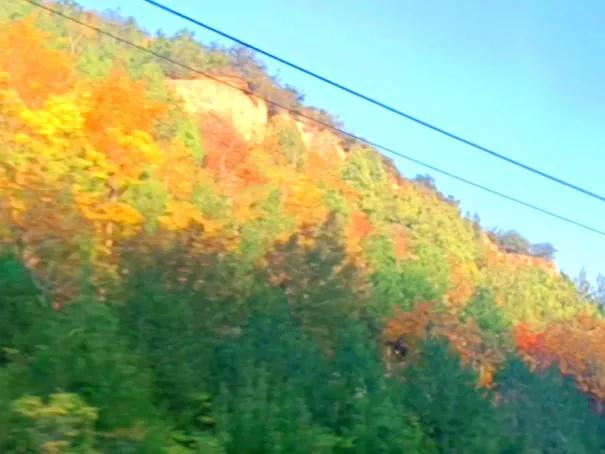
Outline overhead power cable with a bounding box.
[22,0,605,238]
[143,0,605,205]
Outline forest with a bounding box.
[1,1,605,452]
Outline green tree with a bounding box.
[9,393,98,453]
[151,30,229,79]
[269,115,307,168]
[496,358,605,453]
[2,298,166,450]
[401,338,503,453]
[461,289,512,354]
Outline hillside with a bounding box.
[1,2,605,452]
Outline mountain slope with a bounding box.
[1,2,604,452]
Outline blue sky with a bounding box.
[76,0,605,282]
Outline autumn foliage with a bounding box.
[0,18,74,106]
[1,4,605,451]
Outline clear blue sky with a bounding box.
[76,0,605,282]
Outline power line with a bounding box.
[22,0,605,238]
[143,0,605,205]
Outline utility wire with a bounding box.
[22,0,605,238]
[143,0,605,205]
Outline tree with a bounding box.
[413,174,437,191]
[496,358,604,453]
[266,115,307,168]
[9,393,98,453]
[151,30,229,79]
[488,229,531,255]
[2,298,164,449]
[597,274,605,305]
[0,18,75,107]
[400,338,503,453]
[262,215,367,345]
[528,242,557,260]
[461,289,512,355]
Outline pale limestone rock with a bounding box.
[167,77,268,143]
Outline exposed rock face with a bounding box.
[167,76,268,142]
[167,77,346,160]
[294,117,347,160]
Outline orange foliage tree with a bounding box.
[516,316,605,402]
[0,18,75,107]
[385,302,501,387]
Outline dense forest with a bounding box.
[1,1,605,452]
